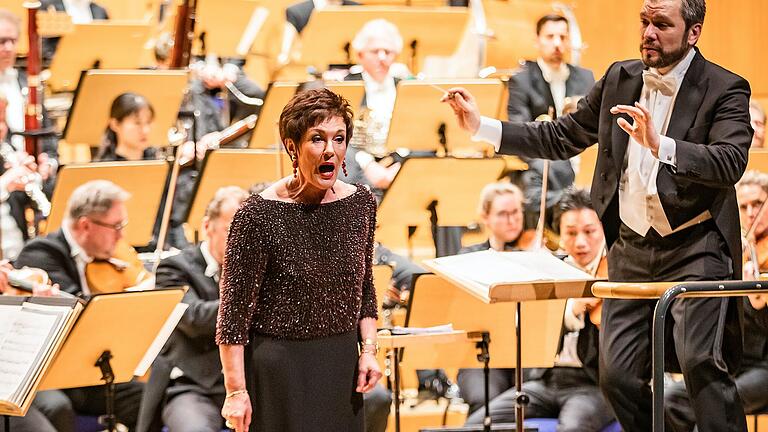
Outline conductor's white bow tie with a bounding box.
[642,70,677,97]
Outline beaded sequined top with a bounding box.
[215,184,378,343]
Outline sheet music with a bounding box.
[0,305,22,348]
[133,303,188,377]
[391,324,454,335]
[429,250,593,288]
[0,303,72,405]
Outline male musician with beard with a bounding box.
[664,170,768,431]
[508,14,595,231]
[444,0,752,430]
[0,9,57,167]
[12,180,148,432]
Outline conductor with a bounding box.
[443,1,753,431]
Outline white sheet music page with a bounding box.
[0,302,71,404]
[429,250,592,287]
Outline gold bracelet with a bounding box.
[359,339,379,355]
[225,389,248,399]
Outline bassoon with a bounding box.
[169,0,198,68]
[22,1,42,157]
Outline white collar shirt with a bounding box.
[537,58,570,117]
[62,223,94,295]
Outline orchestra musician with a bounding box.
[664,171,768,431]
[750,100,766,148]
[463,187,614,430]
[507,14,595,231]
[0,9,57,169]
[736,170,768,274]
[0,91,49,260]
[136,186,251,432]
[443,0,752,430]
[455,182,527,416]
[342,19,404,197]
[216,88,381,432]
[12,180,148,431]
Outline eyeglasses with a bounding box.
[88,218,128,232]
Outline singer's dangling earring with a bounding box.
[342,160,348,176]
[292,156,298,178]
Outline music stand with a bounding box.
[249,82,299,148]
[386,79,505,155]
[62,69,188,148]
[194,0,269,58]
[300,6,469,73]
[326,81,366,108]
[38,289,185,431]
[184,149,292,239]
[400,273,567,430]
[375,156,506,253]
[48,22,153,92]
[45,161,170,247]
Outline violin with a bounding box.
[85,239,152,294]
[587,256,608,328]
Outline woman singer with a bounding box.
[216,88,381,432]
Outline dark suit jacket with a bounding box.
[13,229,81,294]
[507,61,595,222]
[497,48,751,372]
[137,245,222,432]
[499,48,751,279]
[40,0,109,61]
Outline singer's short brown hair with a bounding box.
[278,88,354,156]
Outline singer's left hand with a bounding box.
[611,102,661,157]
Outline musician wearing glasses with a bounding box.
[0,9,57,179]
[11,180,146,432]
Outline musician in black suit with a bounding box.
[39,0,109,61]
[13,180,147,432]
[136,186,250,432]
[444,0,752,430]
[508,14,595,230]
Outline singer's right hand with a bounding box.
[222,392,252,432]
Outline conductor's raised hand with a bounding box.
[222,391,252,432]
[610,102,661,157]
[441,87,481,135]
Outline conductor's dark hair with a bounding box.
[536,14,568,35]
[278,88,354,157]
[681,0,706,30]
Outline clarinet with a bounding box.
[0,141,51,217]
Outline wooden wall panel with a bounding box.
[568,0,767,99]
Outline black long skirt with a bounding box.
[245,331,364,432]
